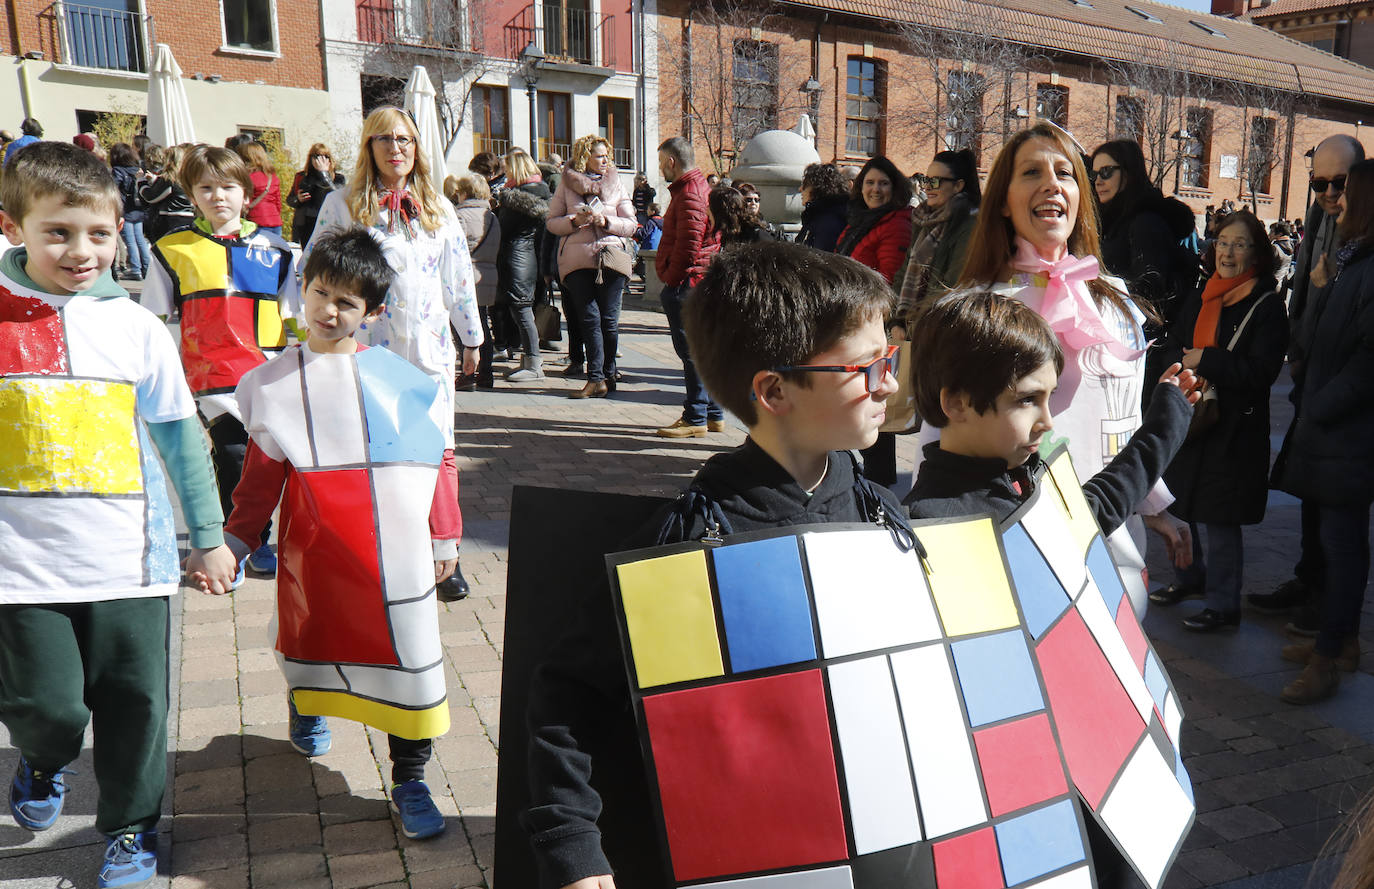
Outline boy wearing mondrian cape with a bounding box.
[201,228,457,840]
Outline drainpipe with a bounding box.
[18,58,35,119]
[636,0,647,170]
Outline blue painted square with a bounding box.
[713,536,816,673]
[1144,653,1169,714]
[950,630,1044,727]
[229,243,286,294]
[1087,536,1126,617]
[1176,758,1194,803]
[357,348,445,465]
[1003,523,1071,639]
[995,798,1085,886]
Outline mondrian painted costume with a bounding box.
[223,343,454,739]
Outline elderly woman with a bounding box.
[1151,210,1288,633]
[546,135,638,398]
[447,172,502,390]
[891,148,981,338]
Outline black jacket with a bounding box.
[1160,278,1288,525]
[1099,189,1197,329]
[497,181,551,306]
[111,165,147,224]
[906,382,1192,533]
[523,439,907,889]
[797,194,848,253]
[1275,247,1374,506]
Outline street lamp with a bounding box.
[519,41,545,158]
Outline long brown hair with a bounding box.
[1339,159,1374,246]
[959,123,1135,319]
[346,107,445,234]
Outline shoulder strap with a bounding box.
[846,452,923,557]
[1224,294,1267,351]
[655,487,734,546]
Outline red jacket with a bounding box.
[839,207,913,285]
[655,168,711,288]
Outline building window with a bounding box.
[1305,36,1335,53]
[538,91,572,163]
[473,85,510,157]
[221,0,276,53]
[732,39,779,144]
[599,97,633,169]
[1115,95,1145,142]
[846,57,885,158]
[1246,116,1277,194]
[1180,107,1211,189]
[1036,84,1069,127]
[945,69,985,156]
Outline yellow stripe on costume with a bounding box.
[291,689,451,741]
[157,230,229,293]
[256,299,287,349]
[0,378,142,495]
[1046,450,1101,557]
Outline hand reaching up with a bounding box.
[1158,362,1204,404]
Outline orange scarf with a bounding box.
[1193,269,1257,349]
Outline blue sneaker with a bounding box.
[10,756,68,830]
[391,780,445,839]
[246,544,277,576]
[98,831,157,887]
[287,697,331,757]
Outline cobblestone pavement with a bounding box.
[2,290,1373,888]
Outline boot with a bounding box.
[506,355,544,382]
[569,380,608,399]
[1280,636,1360,672]
[1281,653,1339,704]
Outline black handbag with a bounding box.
[534,301,563,343]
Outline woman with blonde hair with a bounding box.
[234,139,283,236]
[546,134,637,397]
[306,108,483,833]
[495,146,552,381]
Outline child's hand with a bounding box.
[1158,362,1204,405]
[186,545,238,595]
[435,558,457,583]
[1143,513,1193,569]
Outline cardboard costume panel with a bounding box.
[608,447,1192,889]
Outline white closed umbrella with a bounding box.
[403,65,447,190]
[146,43,195,146]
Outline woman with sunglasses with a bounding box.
[891,148,981,340]
[1090,140,1200,404]
[1272,158,1374,704]
[287,142,346,245]
[911,123,1193,618]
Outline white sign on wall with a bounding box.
[1220,155,1239,179]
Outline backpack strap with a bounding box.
[655,487,734,546]
[846,452,924,558]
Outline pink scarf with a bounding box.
[1010,238,1144,361]
[380,187,420,238]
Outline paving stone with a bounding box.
[174,766,245,813]
[322,818,398,855]
[179,705,244,741]
[1176,847,1249,884]
[171,832,248,875]
[1198,805,1286,841]
[1228,735,1279,755]
[180,678,240,710]
[170,813,247,844]
[247,814,322,854]
[175,737,245,775]
[318,792,392,826]
[1220,830,1311,872]
[248,850,329,888]
[327,849,406,889]
[1254,790,1341,827]
[1195,716,1253,741]
[170,863,249,888]
[400,825,477,873]
[244,752,315,795]
[245,784,319,817]
[409,864,487,889]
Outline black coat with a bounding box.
[1099,189,1198,329]
[1160,277,1288,525]
[497,182,551,306]
[111,165,147,224]
[797,195,848,253]
[1275,248,1374,506]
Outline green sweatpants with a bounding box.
[0,597,169,835]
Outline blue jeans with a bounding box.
[565,268,625,383]
[1316,502,1371,658]
[659,282,721,425]
[1177,522,1243,613]
[121,220,151,279]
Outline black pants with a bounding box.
[565,268,626,383]
[208,416,269,545]
[388,735,432,784]
[475,306,495,383]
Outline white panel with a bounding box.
[692,865,855,889]
[804,530,942,658]
[1074,584,1156,724]
[1163,694,1183,750]
[890,645,987,838]
[388,597,444,667]
[1099,739,1195,889]
[301,350,368,467]
[280,658,349,692]
[828,657,923,854]
[338,661,448,709]
[1027,865,1095,889]
[372,465,441,607]
[1019,495,1088,595]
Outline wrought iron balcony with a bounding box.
[55,1,152,73]
[504,4,615,69]
[356,0,464,49]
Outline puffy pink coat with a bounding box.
[546,164,638,280]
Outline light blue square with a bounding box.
[1087,535,1126,617]
[1144,653,1169,715]
[1004,523,1071,639]
[950,630,1045,727]
[995,798,1085,886]
[713,536,816,673]
[357,348,445,465]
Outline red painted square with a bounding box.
[1115,593,1150,673]
[1036,609,1145,809]
[641,670,848,881]
[933,827,1003,889]
[180,295,263,393]
[0,289,67,374]
[275,468,397,666]
[973,713,1069,817]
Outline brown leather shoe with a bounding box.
[707,419,727,433]
[657,418,707,438]
[1280,637,1360,672]
[1281,653,1339,704]
[569,381,609,399]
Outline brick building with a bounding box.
[1232,0,1374,71]
[655,0,1374,222]
[0,0,333,156]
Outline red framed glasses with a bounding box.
[774,344,899,393]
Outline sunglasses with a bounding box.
[774,344,900,393]
[1088,165,1121,183]
[743,196,761,204]
[1310,175,1347,193]
[372,134,415,148]
[917,175,957,190]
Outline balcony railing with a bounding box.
[473,134,511,158]
[611,145,633,169]
[356,0,463,49]
[504,4,615,69]
[56,1,152,73]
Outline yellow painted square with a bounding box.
[0,379,142,495]
[160,232,229,294]
[1046,450,1101,556]
[256,298,287,348]
[617,550,724,689]
[918,517,1021,637]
